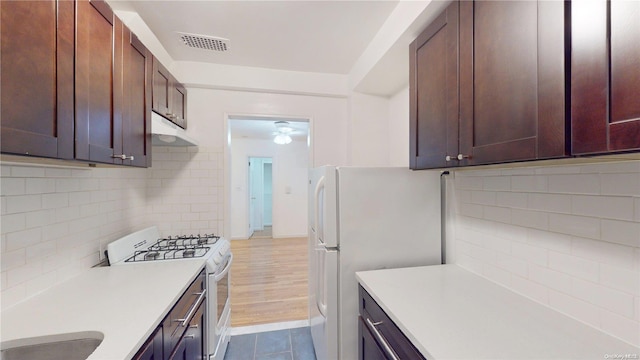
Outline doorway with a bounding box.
[226,115,312,329]
[248,157,273,238]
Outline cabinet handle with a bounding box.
[365,317,400,360]
[111,154,134,161]
[174,290,206,327]
[457,154,470,161]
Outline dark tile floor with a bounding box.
[224,327,317,360]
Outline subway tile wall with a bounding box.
[452,160,640,346]
[1,164,151,310]
[146,146,225,236]
[0,146,224,309]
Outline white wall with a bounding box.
[185,88,348,168]
[348,92,391,166]
[450,161,640,346]
[230,138,308,239]
[388,86,410,167]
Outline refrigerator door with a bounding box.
[309,246,338,360]
[311,166,337,248]
[336,167,442,360]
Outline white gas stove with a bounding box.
[107,226,231,360]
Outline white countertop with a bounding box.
[1,260,205,360]
[356,264,640,360]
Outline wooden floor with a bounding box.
[230,237,309,327]
[250,226,272,238]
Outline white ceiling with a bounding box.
[229,118,309,141]
[110,0,399,74]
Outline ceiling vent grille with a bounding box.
[177,32,229,52]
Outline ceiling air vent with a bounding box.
[177,32,229,52]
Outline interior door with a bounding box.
[249,157,266,237]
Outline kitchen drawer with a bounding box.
[163,270,205,358]
[359,285,425,360]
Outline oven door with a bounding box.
[208,252,232,360]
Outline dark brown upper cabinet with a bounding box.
[123,27,153,167]
[1,0,151,167]
[172,83,188,129]
[410,1,568,169]
[409,1,459,170]
[75,0,122,165]
[571,0,640,155]
[459,0,567,166]
[0,0,74,159]
[152,57,188,129]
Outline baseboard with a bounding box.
[272,234,308,239]
[230,319,310,335]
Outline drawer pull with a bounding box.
[365,317,400,360]
[174,290,206,327]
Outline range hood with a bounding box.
[152,112,198,146]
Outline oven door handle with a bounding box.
[214,253,233,282]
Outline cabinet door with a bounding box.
[152,58,172,119]
[133,327,163,360]
[409,1,459,170]
[0,0,74,159]
[359,286,425,360]
[75,0,122,164]
[172,84,187,129]
[359,317,389,360]
[123,27,152,167]
[459,1,567,165]
[571,0,640,154]
[168,303,204,360]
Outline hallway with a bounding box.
[230,237,309,327]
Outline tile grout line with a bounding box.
[289,329,293,360]
[253,332,258,360]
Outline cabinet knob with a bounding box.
[445,155,453,162]
[457,154,470,161]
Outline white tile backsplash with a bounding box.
[572,194,635,221]
[1,161,152,309]
[601,219,640,247]
[452,160,640,346]
[548,174,601,194]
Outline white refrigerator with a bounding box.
[308,166,442,360]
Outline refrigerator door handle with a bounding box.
[314,176,325,246]
[316,247,327,318]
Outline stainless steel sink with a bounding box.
[1,332,103,360]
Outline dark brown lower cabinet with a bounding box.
[134,271,206,360]
[359,317,390,360]
[133,327,163,360]
[168,303,204,360]
[359,285,425,360]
